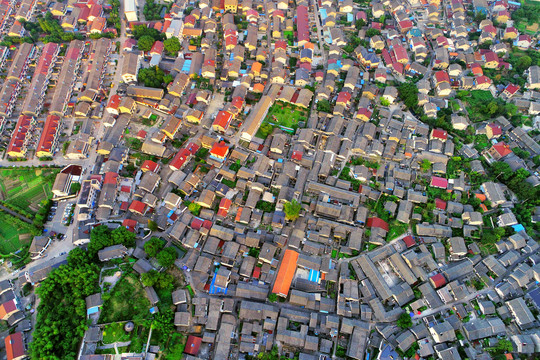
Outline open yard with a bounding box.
[99,273,151,324]
[102,322,132,344]
[0,212,34,255]
[264,102,307,131]
[0,167,59,215]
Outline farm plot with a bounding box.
[0,168,59,215]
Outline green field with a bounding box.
[264,102,307,131]
[0,167,59,215]
[0,212,34,254]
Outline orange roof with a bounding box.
[272,249,298,296]
[213,110,233,131]
[210,141,229,158]
[475,193,486,202]
[235,207,243,222]
[0,300,17,320]
[5,332,25,360]
[252,61,262,74]
[253,83,265,93]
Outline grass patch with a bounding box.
[387,221,408,241]
[263,102,306,132]
[100,273,151,323]
[185,285,195,298]
[102,322,132,344]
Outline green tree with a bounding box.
[268,293,278,302]
[316,99,332,113]
[144,237,165,257]
[157,247,177,268]
[398,82,419,110]
[87,225,135,256]
[163,37,181,56]
[31,248,100,359]
[137,35,155,52]
[365,28,381,37]
[258,122,274,138]
[283,199,302,221]
[420,159,431,173]
[132,25,164,41]
[141,270,161,287]
[516,56,532,71]
[494,339,513,353]
[380,98,390,106]
[148,220,158,231]
[397,312,413,329]
[153,308,175,334]
[355,19,365,30]
[188,202,201,216]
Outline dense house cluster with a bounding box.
[0,0,539,357]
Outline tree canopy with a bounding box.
[144,237,165,258]
[137,35,155,52]
[283,199,302,221]
[141,270,175,289]
[31,249,100,359]
[163,37,181,56]
[397,312,413,329]
[137,66,174,88]
[156,247,177,268]
[398,82,419,110]
[132,25,164,41]
[88,225,136,256]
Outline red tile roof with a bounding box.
[402,235,416,248]
[213,111,233,131]
[108,94,121,109]
[492,142,512,157]
[434,70,450,84]
[150,41,163,55]
[430,176,448,189]
[122,218,138,232]
[169,148,191,171]
[185,335,202,355]
[36,114,61,155]
[431,128,448,140]
[435,198,447,210]
[129,200,147,214]
[210,141,229,158]
[430,273,447,288]
[366,217,390,231]
[103,172,118,185]
[504,83,519,96]
[141,160,159,172]
[487,123,502,136]
[297,6,309,44]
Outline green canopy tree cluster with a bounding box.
[87,225,136,256]
[31,248,100,359]
[137,66,174,88]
